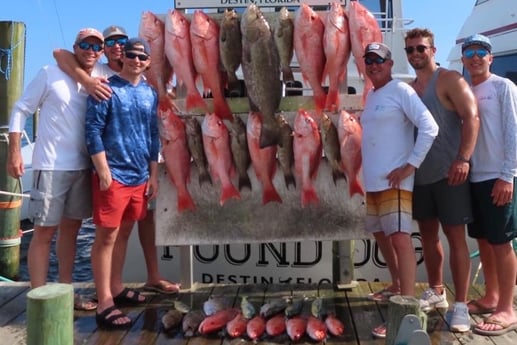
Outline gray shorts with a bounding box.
[29,170,92,226]
[413,178,473,225]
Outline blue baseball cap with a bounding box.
[124,37,151,56]
[462,34,492,52]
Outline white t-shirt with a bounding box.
[361,79,438,192]
[9,64,102,170]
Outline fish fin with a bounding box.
[325,89,339,113]
[301,187,319,208]
[259,121,281,148]
[263,187,283,205]
[348,177,365,197]
[213,96,234,121]
[220,184,241,206]
[177,192,196,212]
[186,91,207,113]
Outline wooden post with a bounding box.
[27,283,74,345]
[385,295,427,345]
[0,21,26,280]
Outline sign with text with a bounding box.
[173,0,345,9]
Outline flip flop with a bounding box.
[467,299,496,315]
[74,294,98,311]
[96,305,132,330]
[113,287,146,305]
[143,280,181,294]
[474,317,517,336]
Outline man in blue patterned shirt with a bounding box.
[85,38,159,329]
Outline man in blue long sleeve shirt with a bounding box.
[85,38,159,330]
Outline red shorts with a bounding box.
[91,173,147,228]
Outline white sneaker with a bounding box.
[419,288,449,312]
[449,303,471,332]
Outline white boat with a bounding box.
[448,0,517,82]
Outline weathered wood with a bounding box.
[26,283,74,345]
[385,295,426,345]
[2,282,517,344]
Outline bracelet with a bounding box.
[456,155,470,163]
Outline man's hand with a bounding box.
[387,164,415,189]
[7,150,24,178]
[448,160,470,185]
[85,77,112,101]
[492,179,513,206]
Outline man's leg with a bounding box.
[372,231,400,292]
[391,232,416,296]
[56,217,83,284]
[418,218,444,291]
[28,225,57,288]
[473,239,499,308]
[443,224,471,303]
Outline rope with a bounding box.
[0,23,24,81]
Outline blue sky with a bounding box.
[2,0,474,87]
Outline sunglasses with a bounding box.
[125,51,149,61]
[364,56,387,65]
[463,48,489,59]
[404,45,430,54]
[77,41,103,52]
[105,37,128,47]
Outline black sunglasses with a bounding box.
[105,37,128,47]
[125,51,149,61]
[404,45,430,54]
[78,41,103,52]
[364,56,387,65]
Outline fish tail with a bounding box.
[213,96,234,121]
[301,186,319,208]
[227,73,242,97]
[220,184,241,206]
[263,186,283,205]
[325,89,339,113]
[178,191,196,212]
[348,177,365,197]
[186,91,207,113]
[313,88,327,113]
[259,119,281,148]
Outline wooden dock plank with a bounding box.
[1,281,517,344]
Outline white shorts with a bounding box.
[29,170,92,226]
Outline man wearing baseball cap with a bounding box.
[86,36,160,330]
[461,33,517,336]
[7,28,104,309]
[360,41,439,338]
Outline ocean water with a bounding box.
[19,221,96,282]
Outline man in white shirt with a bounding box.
[7,28,104,310]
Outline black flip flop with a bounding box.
[96,305,132,330]
[113,287,146,306]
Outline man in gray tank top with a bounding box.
[405,28,480,333]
